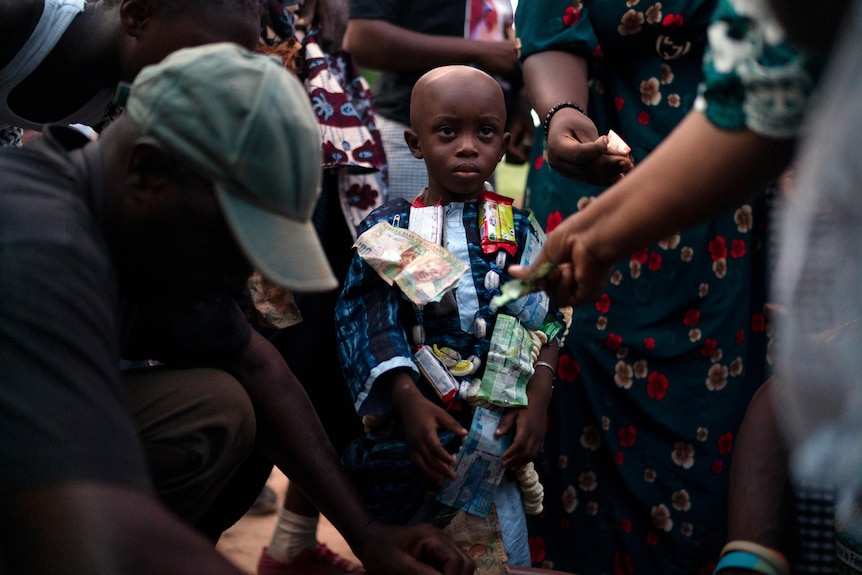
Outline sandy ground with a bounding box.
[216,468,358,575]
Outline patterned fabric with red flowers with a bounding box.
[515,0,775,573]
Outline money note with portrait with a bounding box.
[354,221,468,305]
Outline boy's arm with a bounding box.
[497,343,557,468]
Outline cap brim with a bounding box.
[216,186,338,292]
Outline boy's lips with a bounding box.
[452,162,480,175]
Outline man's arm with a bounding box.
[0,484,242,575]
[343,18,519,77]
[223,330,473,575]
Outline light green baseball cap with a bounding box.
[125,42,337,292]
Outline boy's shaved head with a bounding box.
[410,65,505,130]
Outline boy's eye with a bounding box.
[437,126,456,137]
[479,126,496,137]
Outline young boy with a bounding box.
[335,65,568,573]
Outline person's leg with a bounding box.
[258,179,364,574]
[123,365,263,542]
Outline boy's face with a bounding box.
[407,71,509,202]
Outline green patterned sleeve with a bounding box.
[514,0,599,61]
[695,0,823,138]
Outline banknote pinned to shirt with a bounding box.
[490,261,557,312]
[354,221,468,305]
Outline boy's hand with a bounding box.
[497,405,547,468]
[402,397,466,484]
[390,377,467,484]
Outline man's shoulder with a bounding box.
[0,131,99,251]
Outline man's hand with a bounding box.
[353,521,474,575]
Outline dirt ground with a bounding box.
[216,468,359,574]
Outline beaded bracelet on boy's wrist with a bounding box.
[542,100,587,139]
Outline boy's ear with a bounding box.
[404,129,424,160]
[119,0,153,36]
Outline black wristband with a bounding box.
[542,101,586,139]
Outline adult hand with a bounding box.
[473,39,520,77]
[545,107,633,186]
[316,0,349,53]
[508,211,612,307]
[354,521,475,575]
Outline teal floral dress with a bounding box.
[514,0,818,573]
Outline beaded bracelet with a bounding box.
[542,101,587,139]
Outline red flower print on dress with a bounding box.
[632,248,648,265]
[638,110,650,125]
[662,13,684,26]
[751,312,766,332]
[644,337,656,350]
[596,293,611,313]
[647,371,669,400]
[683,308,700,327]
[563,5,581,26]
[614,97,625,112]
[558,354,580,382]
[528,537,547,563]
[735,329,745,344]
[533,155,545,170]
[546,211,563,233]
[615,451,624,465]
[718,432,733,455]
[618,425,637,447]
[621,518,632,533]
[731,238,746,258]
[701,338,717,357]
[614,552,634,575]
[607,333,623,350]
[593,45,604,58]
[646,531,660,545]
[712,460,723,474]
[708,236,728,260]
[648,252,662,271]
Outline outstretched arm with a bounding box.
[225,330,474,575]
[510,111,794,307]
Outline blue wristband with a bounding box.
[714,550,781,575]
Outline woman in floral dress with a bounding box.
[513,0,786,572]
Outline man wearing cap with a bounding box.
[0,43,472,575]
